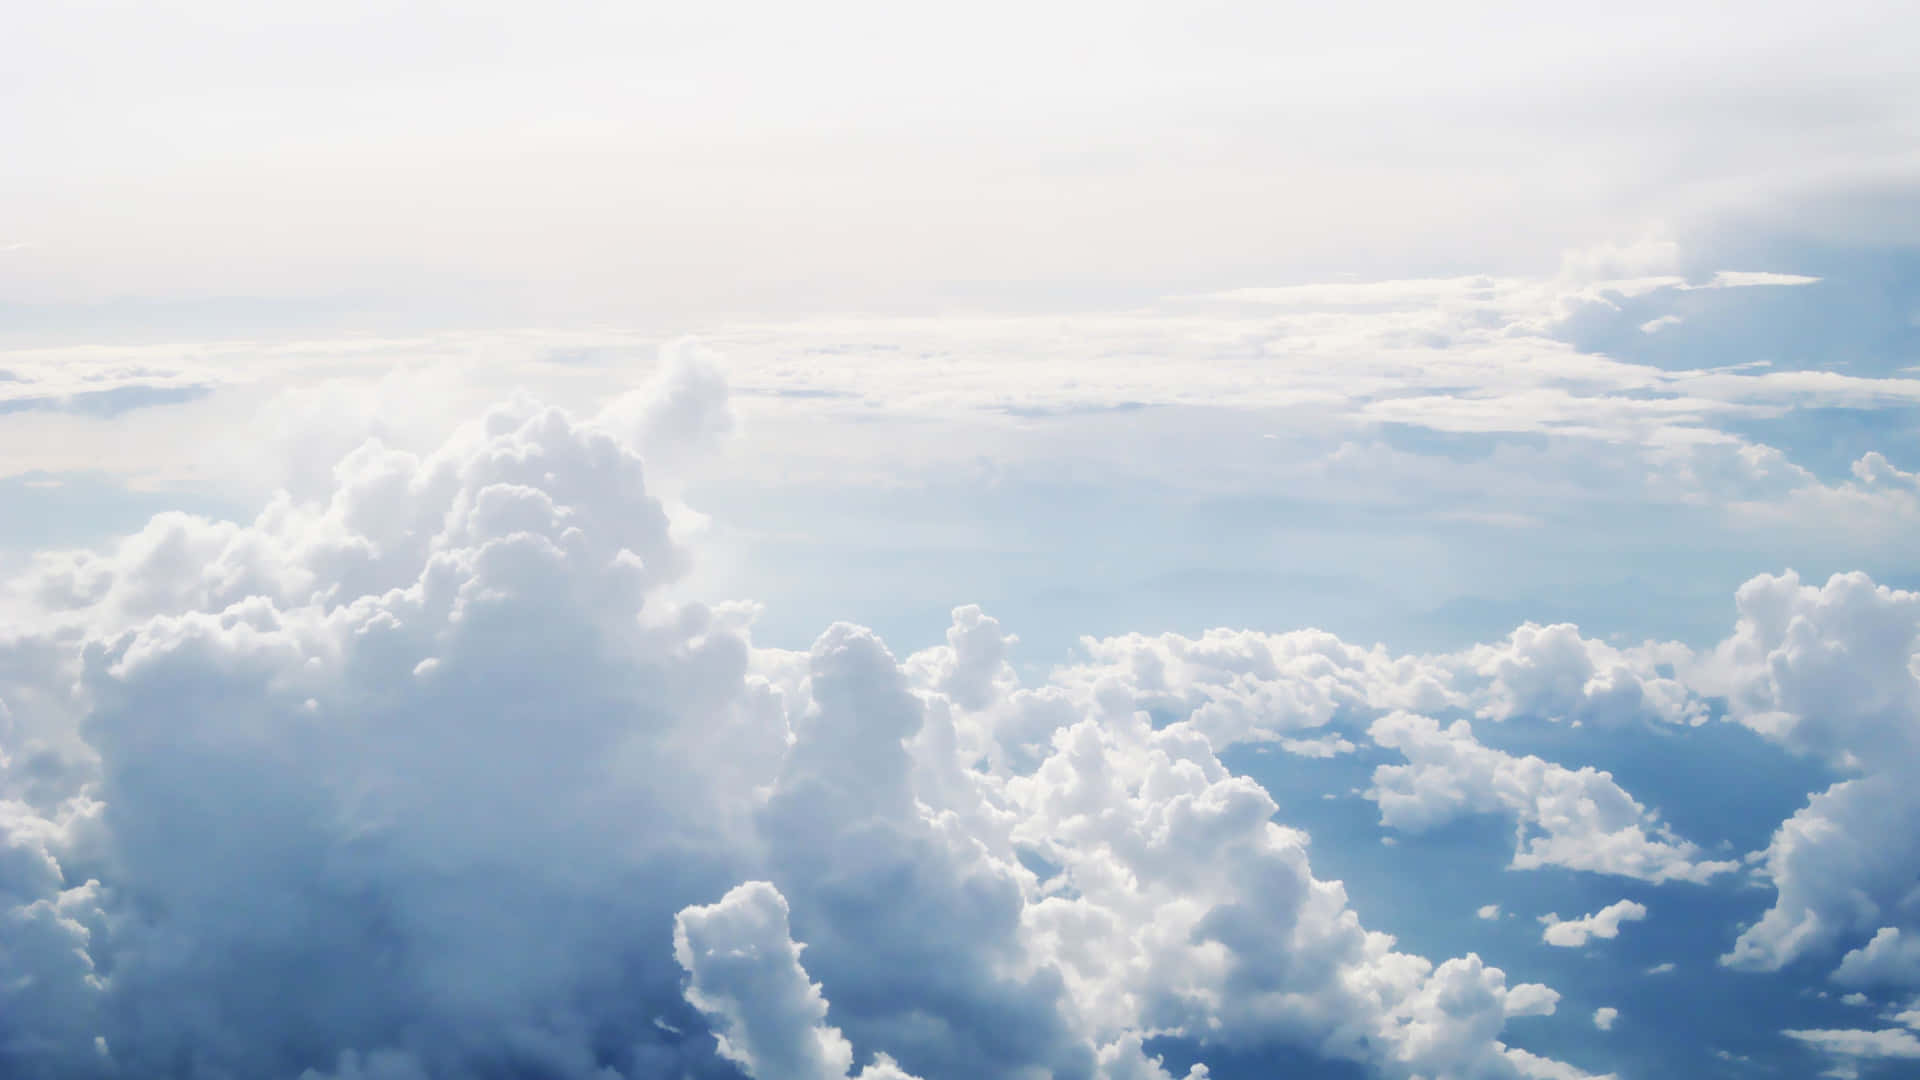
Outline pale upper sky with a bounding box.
[5,0,1918,328]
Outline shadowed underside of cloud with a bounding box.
[0,384,213,418]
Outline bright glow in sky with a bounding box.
[4,4,1920,1080]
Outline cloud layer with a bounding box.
[3,355,1918,1078]
[0,388,1608,1080]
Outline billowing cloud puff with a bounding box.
[1591,1008,1617,1032]
[1540,901,1648,948]
[1703,573,1920,977]
[1366,713,1733,883]
[594,337,737,474]
[1048,626,1460,752]
[1461,623,1702,727]
[674,881,922,1080]
[4,398,763,1080]
[0,388,1607,1080]
[997,703,1577,1079]
[1696,571,1920,763]
[1026,623,1735,892]
[1724,771,1920,975]
[905,603,1018,713]
[1834,929,1920,989]
[1046,618,1714,761]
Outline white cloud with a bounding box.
[1682,271,1824,290]
[1540,901,1649,948]
[30,347,1920,1077]
[1835,929,1920,989]
[1646,962,1676,975]
[1647,438,1819,507]
[0,391,1604,1080]
[1783,1027,1920,1077]
[2,258,1914,509]
[1725,774,1920,977]
[674,881,923,1080]
[1479,904,1503,920]
[1700,572,1920,978]
[1716,459,1920,561]
[594,338,737,473]
[1040,617,1718,764]
[1461,622,1704,727]
[1854,451,1920,490]
[1044,625,1460,754]
[1367,713,1734,883]
[996,699,1582,1079]
[1592,1007,1618,1031]
[904,603,1019,713]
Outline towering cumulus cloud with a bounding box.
[1701,572,1920,981]
[0,386,1607,1080]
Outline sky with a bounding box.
[3,3,1920,1080]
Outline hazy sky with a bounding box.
[4,5,1920,1080]
[5,0,1918,327]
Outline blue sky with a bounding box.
[4,5,1920,1080]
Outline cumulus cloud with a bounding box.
[0,391,1606,1080]
[1783,1027,1920,1079]
[673,881,921,1080]
[1479,905,1502,920]
[1461,623,1703,727]
[1046,626,1459,753]
[1592,1008,1618,1031]
[1045,615,1724,764]
[992,696,1580,1079]
[905,603,1018,713]
[1366,713,1733,883]
[1540,901,1649,948]
[593,337,737,472]
[1726,774,1920,977]
[1835,929,1920,989]
[1702,572,1920,978]
[46,340,1920,1080]
[1853,452,1920,490]
[1696,571,1920,764]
